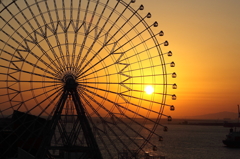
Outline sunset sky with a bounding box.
[137,0,240,117]
[1,0,240,119]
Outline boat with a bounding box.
[222,128,240,147]
[222,105,240,147]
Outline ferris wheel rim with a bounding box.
[0,0,175,158]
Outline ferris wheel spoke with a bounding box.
[109,12,149,48]
[0,85,62,133]
[71,31,81,69]
[83,0,91,23]
[89,0,110,32]
[62,0,68,28]
[62,0,72,67]
[0,59,58,81]
[13,1,38,33]
[80,81,167,87]
[0,56,56,80]
[79,84,119,104]
[115,109,164,142]
[77,53,113,78]
[1,47,59,76]
[36,33,66,71]
[113,116,155,153]
[0,83,61,98]
[79,83,168,109]
[74,0,111,68]
[79,112,114,158]
[78,71,119,82]
[77,54,122,79]
[0,88,63,158]
[74,0,82,28]
[127,29,160,55]
[64,33,71,67]
[80,85,163,116]
[0,10,31,47]
[119,45,162,63]
[3,66,58,81]
[10,1,61,71]
[0,66,58,83]
[37,33,67,70]
[0,24,25,50]
[79,0,119,64]
[23,0,49,35]
[94,130,114,158]
[87,0,99,31]
[50,5,67,67]
[42,0,55,28]
[77,26,159,78]
[70,0,74,20]
[53,0,60,22]
[124,55,161,67]
[1,85,63,114]
[121,64,167,76]
[28,85,64,114]
[122,73,167,79]
[80,92,141,155]
[100,0,132,43]
[44,0,73,69]
[75,0,124,73]
[112,24,158,54]
[81,91,157,156]
[0,80,60,83]
[73,0,91,70]
[84,86,165,123]
[89,8,151,59]
[76,51,127,80]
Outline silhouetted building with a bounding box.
[0,110,50,158]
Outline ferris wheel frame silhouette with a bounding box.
[0,0,176,158]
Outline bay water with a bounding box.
[149,125,240,159]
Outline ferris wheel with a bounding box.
[0,0,176,158]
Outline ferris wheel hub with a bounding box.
[64,74,78,90]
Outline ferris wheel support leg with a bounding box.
[35,89,69,158]
[71,89,103,159]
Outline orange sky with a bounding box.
[0,0,172,119]
[1,0,240,119]
[137,0,240,117]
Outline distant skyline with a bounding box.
[137,0,240,117]
[175,111,239,120]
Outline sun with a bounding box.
[144,85,154,95]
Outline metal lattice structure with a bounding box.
[0,0,176,158]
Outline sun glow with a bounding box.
[145,85,154,95]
